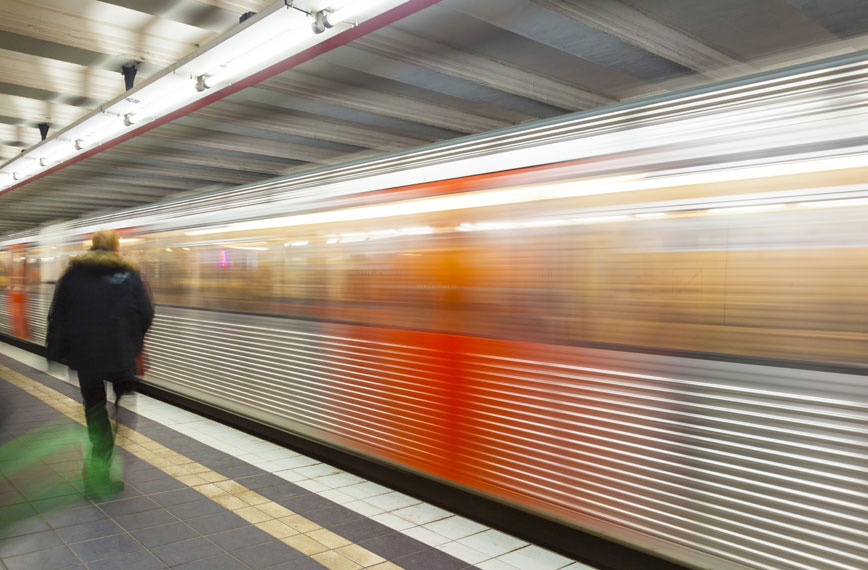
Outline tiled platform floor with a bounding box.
[0,346,594,570]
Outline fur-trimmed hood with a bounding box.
[68,249,138,273]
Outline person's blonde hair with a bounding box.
[91,230,120,252]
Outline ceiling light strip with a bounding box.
[0,0,441,197]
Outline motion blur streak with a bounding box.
[3,55,868,570]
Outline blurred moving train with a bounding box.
[3,55,868,570]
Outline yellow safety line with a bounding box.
[0,364,404,570]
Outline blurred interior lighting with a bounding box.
[326,237,339,244]
[369,229,401,239]
[182,151,868,238]
[520,219,569,228]
[707,204,789,215]
[796,197,868,208]
[398,226,433,235]
[286,240,309,246]
[573,215,630,224]
[227,245,268,251]
[635,212,667,219]
[339,233,367,243]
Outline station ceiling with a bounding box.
[2,0,868,236]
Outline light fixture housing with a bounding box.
[0,0,428,194]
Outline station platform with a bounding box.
[0,345,594,570]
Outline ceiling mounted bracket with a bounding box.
[122,63,139,91]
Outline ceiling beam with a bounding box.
[143,124,347,163]
[75,157,267,185]
[104,142,291,175]
[0,123,42,146]
[0,0,212,67]
[0,94,91,127]
[0,48,124,102]
[192,0,272,13]
[39,172,208,191]
[195,101,439,151]
[533,0,755,80]
[353,27,615,111]
[258,73,513,134]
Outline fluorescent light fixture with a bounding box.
[12,159,40,180]
[324,0,394,28]
[0,0,414,192]
[198,16,312,91]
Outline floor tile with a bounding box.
[305,505,364,527]
[99,496,160,517]
[0,516,51,540]
[151,537,223,567]
[424,516,488,541]
[206,525,273,551]
[3,545,81,570]
[0,529,64,557]
[392,503,452,526]
[232,541,305,569]
[131,476,186,494]
[332,518,394,542]
[498,545,574,570]
[55,518,124,544]
[124,468,171,484]
[173,553,247,570]
[87,549,168,570]
[149,487,203,507]
[68,532,143,562]
[131,521,199,548]
[363,492,422,512]
[166,499,226,520]
[438,541,490,565]
[261,557,330,570]
[402,526,451,548]
[394,548,468,570]
[234,473,286,490]
[360,533,427,560]
[458,529,526,558]
[275,493,333,514]
[115,507,178,531]
[185,511,248,535]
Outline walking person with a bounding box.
[47,229,153,498]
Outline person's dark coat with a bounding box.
[47,248,154,375]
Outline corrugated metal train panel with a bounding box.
[143,306,868,570]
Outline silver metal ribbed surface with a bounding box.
[143,306,868,570]
[24,293,49,345]
[0,293,11,337]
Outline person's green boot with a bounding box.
[83,456,124,500]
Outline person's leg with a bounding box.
[78,371,122,498]
[77,371,112,462]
